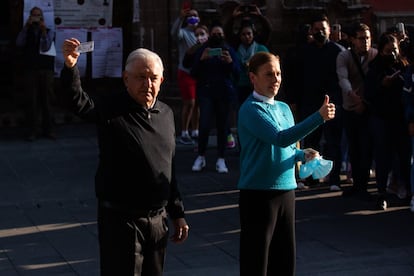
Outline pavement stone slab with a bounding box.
[0,123,414,275]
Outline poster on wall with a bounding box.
[22,1,120,79]
[54,0,113,27]
[23,0,113,28]
[91,28,123,78]
[54,28,88,77]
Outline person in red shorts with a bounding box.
[171,7,201,145]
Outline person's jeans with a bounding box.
[370,116,411,193]
[343,109,373,191]
[197,93,230,158]
[24,69,54,134]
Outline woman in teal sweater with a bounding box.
[238,52,336,276]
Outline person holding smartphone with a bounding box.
[364,33,411,210]
[16,6,56,141]
[190,24,240,173]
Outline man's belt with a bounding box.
[99,200,165,217]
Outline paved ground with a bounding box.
[0,123,413,276]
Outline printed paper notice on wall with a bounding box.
[91,27,123,78]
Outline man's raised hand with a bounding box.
[62,38,81,68]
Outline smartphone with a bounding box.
[208,48,222,57]
[182,0,191,11]
[396,22,405,35]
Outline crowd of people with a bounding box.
[19,3,414,276]
[169,7,414,274]
[171,4,272,174]
[170,6,413,209]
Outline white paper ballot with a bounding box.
[77,41,94,53]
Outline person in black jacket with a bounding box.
[61,38,189,276]
[297,14,345,191]
[364,33,411,210]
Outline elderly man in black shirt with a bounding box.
[61,38,189,276]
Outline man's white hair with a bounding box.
[125,48,164,72]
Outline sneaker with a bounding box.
[192,156,206,172]
[410,198,414,213]
[191,130,199,140]
[216,158,228,173]
[329,185,341,191]
[178,135,195,145]
[226,134,236,149]
[376,195,388,211]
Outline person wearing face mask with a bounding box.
[171,8,201,145]
[182,24,209,70]
[190,24,240,173]
[297,13,345,191]
[364,33,411,210]
[16,6,56,141]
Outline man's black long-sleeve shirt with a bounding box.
[60,65,184,219]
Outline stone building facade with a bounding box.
[2,0,414,104]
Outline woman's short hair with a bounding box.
[248,52,279,74]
